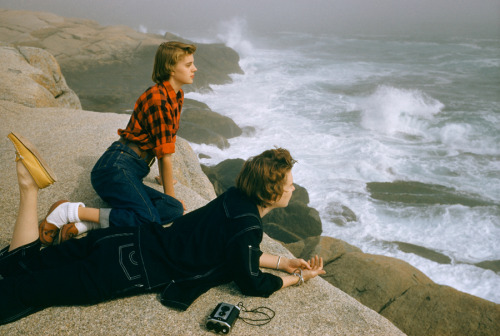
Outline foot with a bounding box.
[7,132,57,189]
[58,223,80,244]
[39,200,70,245]
[16,161,38,192]
[39,201,85,245]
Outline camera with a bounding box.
[206,302,240,334]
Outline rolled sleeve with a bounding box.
[145,100,178,158]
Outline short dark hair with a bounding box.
[236,148,296,208]
[152,41,196,84]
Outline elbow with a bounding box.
[237,280,274,298]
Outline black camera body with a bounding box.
[206,302,240,334]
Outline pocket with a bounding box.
[118,243,142,281]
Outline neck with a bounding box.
[168,79,181,93]
[257,205,272,218]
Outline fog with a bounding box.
[1,0,499,38]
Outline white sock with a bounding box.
[46,202,85,228]
[68,202,84,223]
[74,221,101,234]
[75,222,89,234]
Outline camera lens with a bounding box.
[206,321,215,331]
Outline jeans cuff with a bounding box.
[99,208,111,228]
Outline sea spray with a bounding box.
[358,85,444,137]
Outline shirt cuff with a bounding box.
[154,142,176,158]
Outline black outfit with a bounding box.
[0,188,283,324]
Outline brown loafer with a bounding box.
[57,223,79,244]
[39,200,69,246]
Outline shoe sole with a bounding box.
[7,132,57,189]
[57,223,79,245]
[39,200,68,246]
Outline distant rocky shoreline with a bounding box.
[1,8,498,336]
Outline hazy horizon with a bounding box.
[1,0,499,39]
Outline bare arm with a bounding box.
[158,154,175,197]
[259,253,326,289]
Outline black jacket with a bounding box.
[138,187,283,310]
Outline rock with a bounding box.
[381,284,500,336]
[178,98,243,149]
[187,42,244,92]
[178,121,230,149]
[325,202,357,226]
[475,259,500,273]
[262,202,323,243]
[178,98,244,149]
[0,44,81,109]
[171,138,217,202]
[367,180,496,207]
[323,252,434,313]
[391,241,452,264]
[201,158,245,195]
[291,236,500,336]
[285,235,362,264]
[0,9,243,113]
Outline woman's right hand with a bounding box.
[301,255,326,281]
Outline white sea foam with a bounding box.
[358,86,444,137]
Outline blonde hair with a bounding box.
[236,148,296,208]
[152,41,196,84]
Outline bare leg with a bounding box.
[9,161,40,251]
[78,207,100,224]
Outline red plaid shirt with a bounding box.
[118,81,183,158]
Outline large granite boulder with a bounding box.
[289,236,500,336]
[0,44,81,109]
[0,9,243,113]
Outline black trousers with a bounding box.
[0,227,148,325]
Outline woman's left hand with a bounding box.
[281,257,311,274]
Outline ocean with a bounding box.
[185,21,500,303]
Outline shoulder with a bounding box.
[223,187,261,221]
[137,84,165,104]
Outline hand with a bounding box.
[179,199,186,212]
[301,255,326,281]
[281,257,311,274]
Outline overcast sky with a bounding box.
[1,0,499,38]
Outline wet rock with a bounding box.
[177,99,243,149]
[367,180,496,207]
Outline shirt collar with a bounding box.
[161,80,183,101]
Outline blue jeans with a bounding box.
[91,141,183,227]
